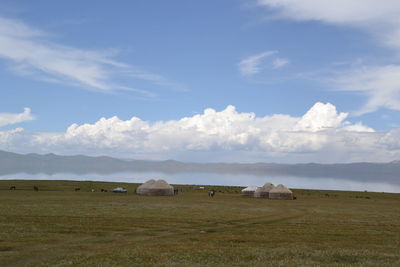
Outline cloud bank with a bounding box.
[256,0,400,114]
[2,102,400,163]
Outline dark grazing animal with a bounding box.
[208,190,215,197]
[9,186,16,190]
[101,189,108,192]
[33,186,39,191]
[174,188,179,195]
[75,188,80,191]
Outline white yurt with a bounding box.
[269,184,293,200]
[254,183,275,198]
[241,185,258,197]
[136,179,174,196]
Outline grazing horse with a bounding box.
[75,188,80,191]
[33,186,39,191]
[9,186,16,190]
[208,190,215,197]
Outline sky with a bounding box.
[1,0,400,163]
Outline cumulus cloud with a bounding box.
[379,129,400,150]
[0,17,178,96]
[3,102,400,163]
[61,102,346,153]
[294,102,348,132]
[0,108,35,127]
[255,0,400,114]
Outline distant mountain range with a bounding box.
[0,150,399,184]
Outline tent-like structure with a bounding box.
[136,179,174,196]
[269,184,293,200]
[241,185,258,197]
[254,183,275,198]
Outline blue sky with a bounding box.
[1,0,400,163]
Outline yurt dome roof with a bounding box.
[270,184,292,193]
[242,185,258,192]
[150,179,173,189]
[261,183,275,190]
[137,179,174,192]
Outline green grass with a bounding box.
[0,180,399,266]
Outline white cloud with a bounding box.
[4,102,400,163]
[238,50,278,76]
[272,58,289,69]
[0,108,35,127]
[335,65,400,114]
[255,0,400,114]
[294,102,348,132]
[379,129,400,150]
[0,17,177,96]
[257,0,400,40]
[256,0,400,50]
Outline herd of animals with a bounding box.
[8,186,117,193]
[7,185,206,196]
[8,185,220,197]
[9,185,38,191]
[6,184,294,200]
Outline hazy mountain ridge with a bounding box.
[0,150,399,184]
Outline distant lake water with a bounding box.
[1,172,400,193]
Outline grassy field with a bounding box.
[0,180,399,266]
